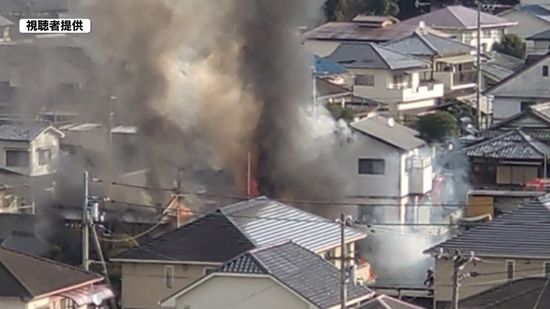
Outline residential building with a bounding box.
[0,213,48,256]
[460,277,550,309]
[358,295,424,309]
[0,246,114,309]
[382,30,476,96]
[0,0,68,18]
[481,52,525,89]
[303,15,450,57]
[160,242,375,309]
[325,42,444,115]
[527,28,550,54]
[112,197,368,309]
[338,115,433,223]
[402,5,517,53]
[424,195,550,308]
[485,52,550,122]
[498,5,550,45]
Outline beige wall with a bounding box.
[167,275,313,309]
[121,262,219,309]
[434,256,550,302]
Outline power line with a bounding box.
[532,277,550,309]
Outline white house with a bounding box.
[325,42,444,116]
[160,242,375,309]
[402,5,517,53]
[0,123,64,177]
[527,29,550,54]
[499,4,550,48]
[338,115,433,223]
[486,53,550,122]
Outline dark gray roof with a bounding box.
[514,5,550,24]
[220,197,367,253]
[0,0,68,13]
[0,246,101,299]
[358,294,424,309]
[316,78,351,98]
[351,115,426,151]
[326,42,428,70]
[382,31,473,57]
[0,123,49,141]
[403,5,517,30]
[115,197,366,262]
[465,129,550,159]
[220,242,374,308]
[425,195,550,258]
[528,28,550,41]
[482,62,514,81]
[460,277,550,309]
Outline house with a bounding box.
[0,123,64,178]
[0,213,49,256]
[0,246,114,308]
[424,195,550,308]
[382,30,476,96]
[498,5,550,45]
[0,0,68,18]
[160,242,375,309]
[303,15,451,57]
[325,42,444,116]
[459,277,550,309]
[481,52,525,89]
[112,197,368,309]
[465,129,550,188]
[527,28,550,54]
[485,52,550,122]
[402,5,518,53]
[338,115,432,223]
[358,295,425,309]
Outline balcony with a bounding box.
[434,70,477,91]
[386,81,444,103]
[453,71,477,86]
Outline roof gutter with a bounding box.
[109,258,222,266]
[30,277,103,301]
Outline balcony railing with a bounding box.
[453,71,477,85]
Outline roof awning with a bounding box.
[438,55,475,64]
[60,284,114,306]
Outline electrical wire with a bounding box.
[532,277,550,309]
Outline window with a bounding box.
[392,73,410,88]
[358,159,385,175]
[165,265,174,289]
[37,148,52,165]
[544,262,550,277]
[6,150,29,167]
[355,74,374,86]
[543,65,549,77]
[506,260,515,280]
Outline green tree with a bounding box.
[324,0,399,21]
[416,111,458,143]
[493,33,526,59]
[326,104,355,122]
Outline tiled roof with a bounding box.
[515,5,550,24]
[326,42,428,70]
[382,31,473,57]
[403,5,517,30]
[460,277,550,309]
[424,195,550,258]
[358,294,424,309]
[0,123,49,141]
[115,197,367,262]
[220,242,374,308]
[465,129,550,159]
[351,115,426,151]
[528,28,550,41]
[0,247,101,298]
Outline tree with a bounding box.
[415,111,458,143]
[324,0,399,21]
[493,33,526,59]
[326,103,355,122]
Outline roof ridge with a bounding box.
[486,53,550,95]
[369,43,393,70]
[414,31,438,54]
[517,129,549,156]
[446,5,469,28]
[218,208,258,246]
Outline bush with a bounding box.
[493,34,526,59]
[416,111,458,143]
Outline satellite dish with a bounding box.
[387,118,395,127]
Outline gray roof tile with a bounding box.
[326,42,428,70]
[351,115,426,151]
[220,242,374,308]
[425,195,550,258]
[465,129,550,159]
[516,5,550,24]
[403,5,517,30]
[383,31,473,57]
[0,123,49,141]
[528,28,550,41]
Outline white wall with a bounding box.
[533,40,550,53]
[170,275,312,309]
[30,130,60,176]
[500,10,550,39]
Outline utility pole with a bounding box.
[340,213,347,309]
[434,249,479,309]
[82,171,90,271]
[476,0,483,130]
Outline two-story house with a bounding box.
[160,242,375,309]
[499,4,550,46]
[424,195,550,309]
[112,197,368,309]
[382,30,476,97]
[337,114,433,223]
[325,42,444,116]
[485,52,550,122]
[402,5,517,53]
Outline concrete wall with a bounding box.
[500,10,549,39]
[169,275,313,309]
[121,262,218,309]
[434,256,550,303]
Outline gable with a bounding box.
[488,56,550,98]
